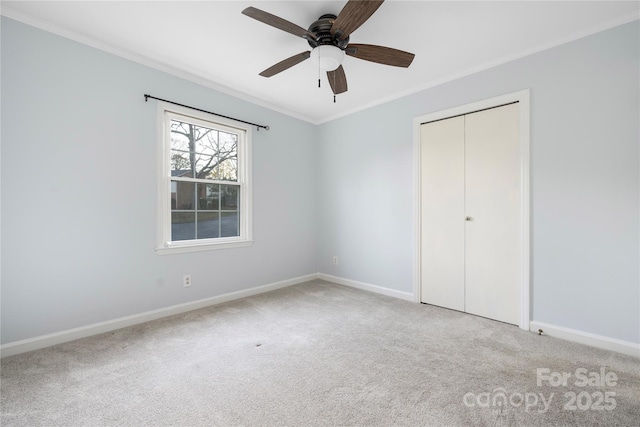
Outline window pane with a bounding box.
[213,158,238,182]
[169,120,191,152]
[170,118,238,182]
[197,212,220,239]
[215,132,238,181]
[171,120,216,155]
[194,155,238,181]
[198,183,220,210]
[172,181,195,210]
[221,212,239,237]
[219,131,237,145]
[191,130,238,157]
[171,151,193,178]
[172,212,195,241]
[221,185,239,210]
[195,154,216,180]
[194,128,218,156]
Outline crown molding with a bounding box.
[2,6,638,126]
[0,6,318,125]
[317,11,640,125]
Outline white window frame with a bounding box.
[156,101,252,254]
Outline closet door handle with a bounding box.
[465,216,473,221]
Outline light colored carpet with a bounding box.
[1,279,638,426]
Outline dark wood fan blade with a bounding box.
[331,0,384,40]
[259,51,311,77]
[346,43,415,67]
[242,7,315,41]
[327,65,348,94]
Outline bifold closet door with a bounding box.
[420,103,520,325]
[464,104,520,325]
[420,116,465,311]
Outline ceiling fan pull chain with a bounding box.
[332,70,336,103]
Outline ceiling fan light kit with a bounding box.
[242,0,415,101]
[310,45,345,72]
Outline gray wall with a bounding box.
[2,17,639,346]
[1,18,318,344]
[317,21,639,344]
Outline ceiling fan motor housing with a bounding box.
[307,14,349,49]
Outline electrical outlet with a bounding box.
[333,256,339,266]
[183,274,191,288]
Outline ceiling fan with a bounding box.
[242,0,415,100]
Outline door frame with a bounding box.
[412,89,531,330]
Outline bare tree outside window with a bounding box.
[169,118,241,241]
[170,120,238,181]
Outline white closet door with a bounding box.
[420,116,465,311]
[464,103,520,325]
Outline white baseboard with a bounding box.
[0,273,319,358]
[8,275,635,360]
[530,321,639,358]
[318,273,414,302]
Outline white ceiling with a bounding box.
[3,1,639,124]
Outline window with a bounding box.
[156,103,252,254]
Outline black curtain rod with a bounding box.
[144,94,269,131]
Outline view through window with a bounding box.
[157,106,251,253]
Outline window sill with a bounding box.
[156,239,253,255]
